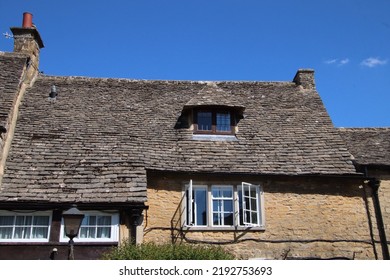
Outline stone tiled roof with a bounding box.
[0,53,27,128]
[0,73,358,204]
[338,128,390,167]
[184,82,245,109]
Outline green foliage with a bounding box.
[102,241,235,260]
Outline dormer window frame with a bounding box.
[193,106,237,135]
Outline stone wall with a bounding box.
[379,175,390,256]
[143,172,376,259]
[364,169,390,259]
[379,177,390,256]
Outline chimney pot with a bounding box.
[22,12,33,28]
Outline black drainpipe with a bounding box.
[368,178,390,260]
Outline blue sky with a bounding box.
[1,0,389,127]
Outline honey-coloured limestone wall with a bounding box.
[143,172,376,259]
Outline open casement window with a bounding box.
[240,182,263,227]
[186,180,208,227]
[185,181,264,229]
[193,108,236,135]
[0,211,51,242]
[60,211,119,243]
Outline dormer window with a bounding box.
[194,108,236,135]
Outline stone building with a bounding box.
[0,13,387,259]
[338,128,390,260]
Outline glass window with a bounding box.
[193,188,207,226]
[197,112,212,131]
[79,215,112,239]
[240,183,261,226]
[60,211,119,243]
[211,186,234,226]
[185,182,264,228]
[194,109,234,134]
[0,212,51,242]
[216,112,231,131]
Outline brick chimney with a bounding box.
[293,69,315,90]
[10,12,44,84]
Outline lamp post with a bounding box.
[62,205,84,260]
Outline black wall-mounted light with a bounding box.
[62,204,84,260]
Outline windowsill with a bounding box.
[58,241,118,245]
[182,226,265,232]
[59,238,118,243]
[192,134,238,141]
[0,240,50,244]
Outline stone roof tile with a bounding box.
[338,128,390,166]
[0,74,359,204]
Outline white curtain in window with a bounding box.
[0,216,14,239]
[32,216,50,238]
[79,215,111,239]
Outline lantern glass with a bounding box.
[63,206,84,239]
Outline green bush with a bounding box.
[102,242,235,260]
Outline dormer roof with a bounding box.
[184,82,245,109]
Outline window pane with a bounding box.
[213,200,221,212]
[251,212,258,225]
[14,227,31,239]
[244,210,250,224]
[213,213,221,226]
[224,200,233,212]
[212,188,221,198]
[216,112,231,131]
[212,187,232,198]
[194,189,207,226]
[245,196,250,208]
[0,216,14,226]
[197,112,212,131]
[97,216,111,226]
[88,216,96,226]
[32,227,48,239]
[222,188,233,198]
[15,216,26,226]
[0,228,13,239]
[250,189,257,198]
[250,197,257,211]
[97,227,111,238]
[34,216,49,226]
[238,190,244,225]
[224,213,233,225]
[79,227,87,238]
[80,227,96,238]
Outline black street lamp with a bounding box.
[62,205,84,260]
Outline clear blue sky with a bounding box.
[1,0,389,127]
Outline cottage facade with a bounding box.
[339,128,390,259]
[0,14,387,259]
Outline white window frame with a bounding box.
[186,182,208,227]
[60,211,119,243]
[239,182,264,227]
[211,185,234,227]
[184,182,265,229]
[0,210,52,242]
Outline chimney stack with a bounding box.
[293,69,315,90]
[10,12,44,84]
